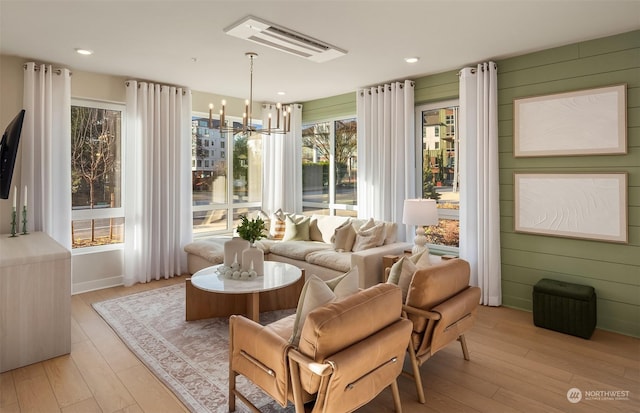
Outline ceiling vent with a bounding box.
[224,16,347,63]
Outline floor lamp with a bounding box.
[403,199,439,255]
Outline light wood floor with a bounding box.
[1,276,638,413]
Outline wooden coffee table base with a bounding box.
[185,275,304,322]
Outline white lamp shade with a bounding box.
[403,199,439,226]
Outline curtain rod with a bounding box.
[125,80,189,95]
[23,64,71,76]
[359,80,415,96]
[457,62,498,77]
[263,103,302,110]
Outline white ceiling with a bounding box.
[1,1,639,103]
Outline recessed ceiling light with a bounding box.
[277,91,286,96]
[404,57,419,63]
[75,48,93,56]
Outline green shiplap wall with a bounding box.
[301,29,639,336]
[301,68,460,122]
[498,30,640,337]
[302,92,356,123]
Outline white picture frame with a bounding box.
[514,173,628,243]
[514,84,626,157]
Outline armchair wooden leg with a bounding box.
[458,334,470,361]
[229,369,236,412]
[288,356,306,413]
[390,379,402,413]
[407,341,426,404]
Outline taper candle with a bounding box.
[13,186,16,208]
[24,185,27,207]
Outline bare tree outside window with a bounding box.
[71,105,123,248]
[71,107,120,208]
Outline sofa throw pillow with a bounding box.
[308,216,323,242]
[331,220,356,252]
[325,266,359,298]
[269,209,286,240]
[386,257,416,301]
[289,269,360,346]
[386,251,432,301]
[413,250,432,268]
[352,221,387,251]
[289,276,336,347]
[282,215,311,241]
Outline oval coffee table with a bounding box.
[185,261,303,322]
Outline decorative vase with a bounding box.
[224,237,250,267]
[242,245,264,276]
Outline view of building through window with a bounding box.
[418,102,460,248]
[191,115,262,236]
[302,118,357,217]
[70,102,124,248]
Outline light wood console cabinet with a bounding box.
[0,232,71,372]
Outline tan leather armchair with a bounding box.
[394,258,481,404]
[229,283,413,413]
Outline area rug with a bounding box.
[93,283,295,412]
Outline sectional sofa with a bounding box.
[185,214,410,288]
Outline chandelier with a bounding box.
[208,52,291,135]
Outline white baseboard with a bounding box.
[72,276,124,295]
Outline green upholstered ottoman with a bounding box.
[532,278,596,339]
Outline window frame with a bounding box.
[301,115,358,216]
[191,111,262,238]
[414,99,459,255]
[70,98,126,254]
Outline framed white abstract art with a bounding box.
[514,84,626,157]
[514,173,627,243]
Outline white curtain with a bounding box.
[356,81,415,241]
[459,62,502,306]
[124,81,192,285]
[21,62,72,249]
[261,103,303,214]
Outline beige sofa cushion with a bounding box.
[305,250,352,273]
[269,241,332,261]
[183,239,225,263]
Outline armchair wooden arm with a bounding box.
[287,348,334,413]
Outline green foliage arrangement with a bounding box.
[236,215,267,244]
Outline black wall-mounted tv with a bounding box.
[0,110,26,199]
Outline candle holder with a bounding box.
[10,207,17,237]
[21,206,28,235]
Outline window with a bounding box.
[191,113,262,236]
[416,100,459,251]
[71,100,124,249]
[302,117,357,217]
